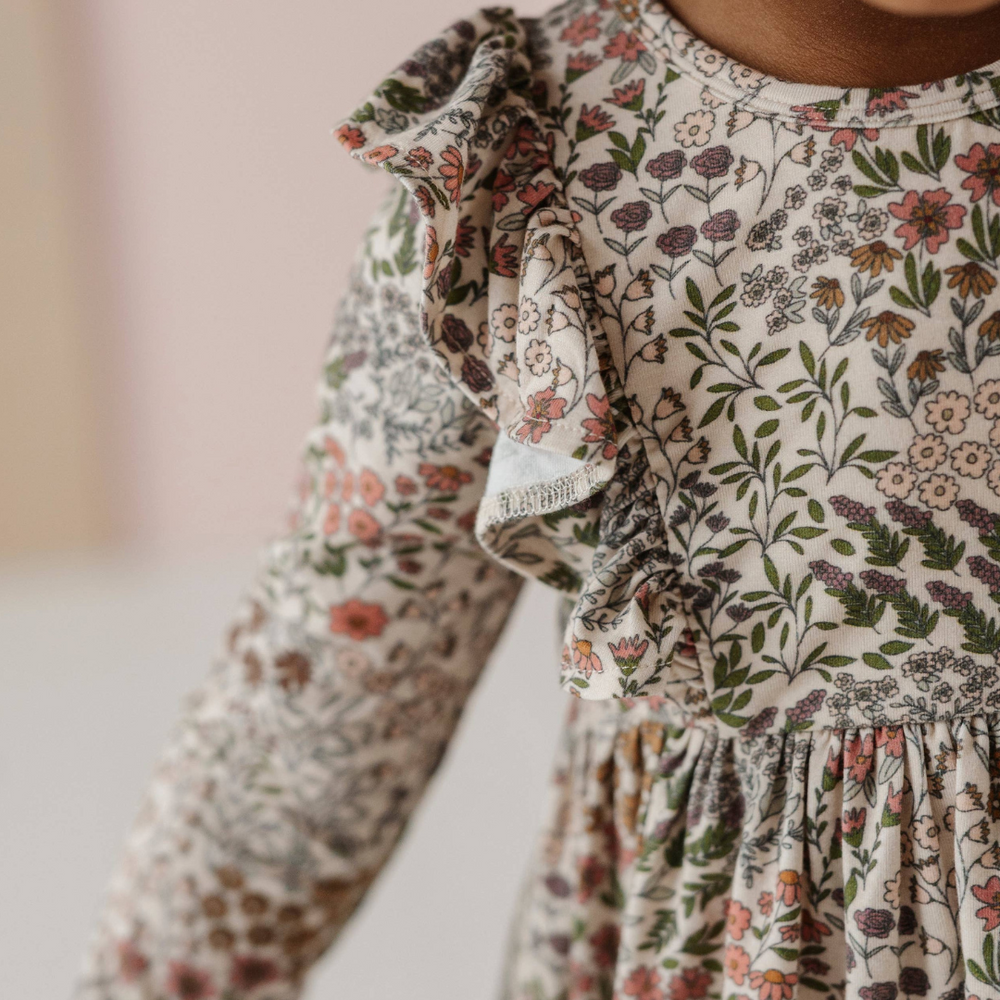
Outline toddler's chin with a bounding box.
[861,0,1000,14]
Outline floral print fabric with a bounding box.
[77,1,1000,999]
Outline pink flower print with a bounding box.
[668,967,712,1000]
[956,142,1000,206]
[725,899,752,939]
[623,966,664,1000]
[865,89,919,117]
[348,508,381,545]
[576,854,607,902]
[517,180,557,214]
[418,463,473,493]
[775,869,802,906]
[582,393,617,459]
[116,941,149,983]
[973,876,1000,931]
[516,388,568,444]
[888,188,966,253]
[830,127,879,151]
[334,123,365,150]
[438,146,465,203]
[844,732,875,783]
[757,890,774,916]
[560,11,601,46]
[329,599,389,641]
[724,945,751,985]
[608,634,650,669]
[875,726,904,757]
[603,31,646,61]
[358,468,385,506]
[360,144,398,165]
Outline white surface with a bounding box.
[0,551,565,1000]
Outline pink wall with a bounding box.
[72,0,552,552]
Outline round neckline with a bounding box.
[624,0,1000,128]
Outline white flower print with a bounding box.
[876,462,917,499]
[857,207,889,240]
[784,185,807,210]
[909,433,948,471]
[919,473,959,510]
[674,109,715,147]
[729,63,765,90]
[975,379,1000,420]
[950,441,991,478]
[926,391,971,435]
[699,86,724,109]
[491,303,518,342]
[988,461,1000,497]
[518,296,541,335]
[525,338,552,376]
[692,45,726,77]
[991,422,1000,450]
[913,815,941,851]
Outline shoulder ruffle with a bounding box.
[334,8,624,583]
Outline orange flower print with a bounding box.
[850,239,902,276]
[348,508,381,544]
[329,599,389,641]
[622,966,664,1000]
[973,875,1000,930]
[724,944,751,985]
[749,969,798,1000]
[775,870,802,906]
[570,636,603,678]
[418,463,473,492]
[404,146,433,171]
[358,468,385,506]
[906,349,945,382]
[945,261,996,298]
[725,899,752,939]
[861,310,914,348]
[439,146,465,203]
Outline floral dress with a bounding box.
[75,3,1000,999]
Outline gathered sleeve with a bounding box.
[73,182,524,1000]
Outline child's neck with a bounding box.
[665,0,1000,87]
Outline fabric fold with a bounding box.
[334,7,622,586]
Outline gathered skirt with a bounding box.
[500,697,1000,1000]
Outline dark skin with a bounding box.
[665,0,1000,87]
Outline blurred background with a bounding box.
[1,0,562,997]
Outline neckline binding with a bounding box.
[624,0,1000,128]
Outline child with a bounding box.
[76,2,1000,998]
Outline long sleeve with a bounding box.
[74,183,524,1000]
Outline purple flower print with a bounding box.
[656,225,697,257]
[830,495,875,523]
[854,908,896,939]
[579,161,622,192]
[809,560,854,591]
[610,201,652,232]
[926,580,973,610]
[645,149,685,180]
[691,144,734,179]
[700,209,740,242]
